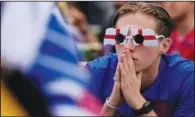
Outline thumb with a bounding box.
[114,64,120,81]
[113,64,121,93]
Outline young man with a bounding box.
[86,2,194,116]
[162,2,194,61]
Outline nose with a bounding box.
[124,38,135,52]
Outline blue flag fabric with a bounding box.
[1,2,101,116]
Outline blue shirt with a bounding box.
[86,53,194,116]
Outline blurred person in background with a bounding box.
[59,2,102,61]
[114,1,129,10]
[70,2,129,56]
[85,1,128,55]
[86,2,194,116]
[77,2,115,29]
[161,2,194,61]
[1,2,102,116]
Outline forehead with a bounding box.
[115,13,157,31]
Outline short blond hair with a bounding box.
[112,2,173,38]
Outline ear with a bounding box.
[159,38,172,54]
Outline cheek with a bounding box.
[138,47,155,57]
[146,49,154,57]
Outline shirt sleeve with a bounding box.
[85,62,106,104]
[173,72,194,116]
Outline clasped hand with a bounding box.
[109,48,146,110]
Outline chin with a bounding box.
[134,65,143,73]
[134,63,146,73]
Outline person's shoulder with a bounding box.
[164,55,194,117]
[160,54,194,100]
[161,54,194,86]
[87,53,117,69]
[162,54,194,73]
[86,53,117,102]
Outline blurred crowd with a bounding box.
[58,1,194,61]
[1,1,194,116]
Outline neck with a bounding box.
[141,56,161,91]
[175,12,194,37]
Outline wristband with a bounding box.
[105,97,118,110]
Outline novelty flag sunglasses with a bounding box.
[104,25,165,47]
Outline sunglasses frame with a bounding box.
[116,34,165,46]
